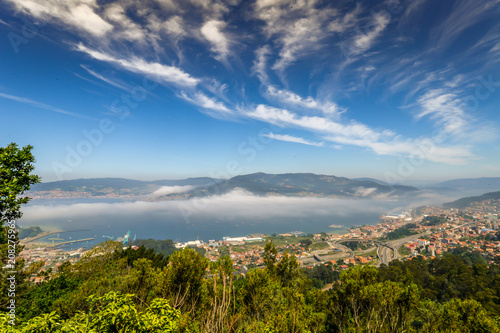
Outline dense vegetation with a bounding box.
[1,144,500,332]
[129,238,178,257]
[17,226,43,239]
[421,216,447,227]
[343,240,368,251]
[2,239,500,332]
[384,223,419,240]
[30,177,219,193]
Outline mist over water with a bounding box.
[20,189,452,249]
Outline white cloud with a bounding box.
[416,89,468,135]
[415,88,496,143]
[354,187,377,197]
[324,135,474,165]
[252,45,271,85]
[350,12,390,56]
[246,104,476,165]
[76,44,200,87]
[246,104,386,142]
[265,86,343,116]
[201,19,231,62]
[9,0,113,37]
[22,189,406,223]
[262,133,324,147]
[0,18,12,27]
[328,3,362,33]
[254,0,337,73]
[430,0,499,52]
[0,91,88,119]
[80,65,130,91]
[104,3,146,42]
[178,91,232,118]
[162,15,187,40]
[150,185,194,197]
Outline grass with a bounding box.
[270,235,312,247]
[398,246,411,256]
[310,241,330,251]
[318,251,340,257]
[356,248,378,258]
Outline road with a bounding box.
[300,241,353,265]
[376,231,434,266]
[301,222,477,267]
[380,222,475,265]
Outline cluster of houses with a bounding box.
[403,225,500,263]
[21,197,500,283]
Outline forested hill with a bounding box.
[30,177,220,192]
[155,172,419,200]
[28,173,419,200]
[436,177,500,190]
[444,191,500,209]
[5,240,500,332]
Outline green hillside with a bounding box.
[444,191,500,209]
[5,240,500,332]
[158,172,419,200]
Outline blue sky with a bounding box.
[1,0,499,182]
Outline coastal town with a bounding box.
[18,197,500,282]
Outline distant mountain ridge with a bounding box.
[31,174,500,201]
[30,173,419,199]
[153,172,419,200]
[434,177,500,190]
[443,191,500,209]
[30,177,221,192]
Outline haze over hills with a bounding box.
[29,173,418,199]
[28,173,500,201]
[30,177,221,192]
[428,177,500,195]
[29,177,221,197]
[152,172,419,200]
[443,191,500,209]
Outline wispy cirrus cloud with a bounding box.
[324,135,475,165]
[265,86,343,117]
[4,0,498,169]
[75,44,200,88]
[246,103,476,165]
[0,18,13,27]
[430,0,499,52]
[415,87,496,143]
[350,12,390,55]
[79,65,131,92]
[245,104,389,142]
[262,133,324,147]
[0,91,89,119]
[252,45,272,85]
[416,89,468,135]
[178,91,232,118]
[254,0,338,74]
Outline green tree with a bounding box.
[0,143,40,312]
[202,256,238,333]
[156,247,208,315]
[1,292,190,332]
[0,143,40,224]
[300,239,312,250]
[263,239,278,274]
[415,299,500,332]
[327,266,420,332]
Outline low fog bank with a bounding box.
[19,189,455,241]
[148,185,195,197]
[23,189,452,223]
